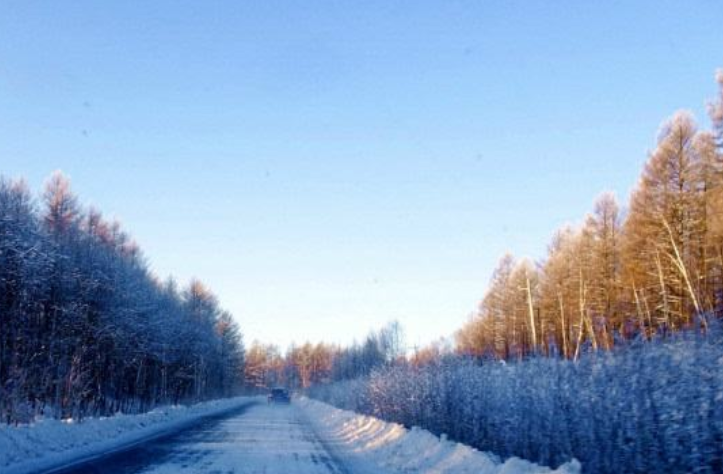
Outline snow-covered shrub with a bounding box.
[309,329,723,473]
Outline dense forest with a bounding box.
[455,70,723,359]
[0,172,245,424]
[304,69,723,473]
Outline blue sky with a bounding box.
[1,1,722,350]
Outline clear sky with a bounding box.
[1,1,722,350]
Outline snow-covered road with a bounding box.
[41,399,579,474]
[54,402,351,474]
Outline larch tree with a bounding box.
[43,171,79,236]
[507,259,540,358]
[622,111,706,333]
[488,254,517,359]
[243,342,271,391]
[583,192,622,348]
[539,227,577,359]
[456,254,543,359]
[701,70,723,312]
[459,254,517,359]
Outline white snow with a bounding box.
[0,397,580,474]
[0,396,254,474]
[299,398,581,474]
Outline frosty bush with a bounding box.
[310,329,723,473]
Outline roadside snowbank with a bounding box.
[299,398,581,474]
[0,396,254,474]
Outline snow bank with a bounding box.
[299,398,581,474]
[0,396,254,474]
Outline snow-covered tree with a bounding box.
[0,173,245,423]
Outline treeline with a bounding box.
[243,321,403,390]
[0,172,244,424]
[307,68,723,473]
[457,70,723,360]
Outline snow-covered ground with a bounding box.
[0,397,580,474]
[0,397,254,474]
[299,398,581,474]
[131,402,348,474]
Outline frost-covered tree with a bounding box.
[0,173,245,424]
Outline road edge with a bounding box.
[5,398,259,474]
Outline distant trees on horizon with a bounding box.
[243,321,404,391]
[0,172,244,424]
[457,69,723,360]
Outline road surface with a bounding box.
[52,401,352,474]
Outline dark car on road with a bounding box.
[268,387,291,404]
